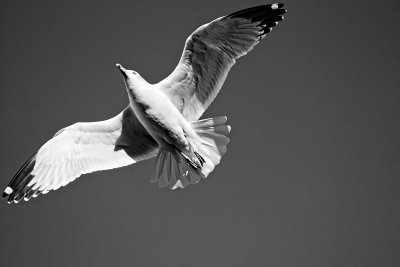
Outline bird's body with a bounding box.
[2,3,287,203]
[125,76,194,151]
[121,64,227,182]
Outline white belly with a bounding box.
[128,88,188,147]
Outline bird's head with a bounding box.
[116,63,147,90]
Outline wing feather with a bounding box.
[158,3,287,121]
[3,106,158,203]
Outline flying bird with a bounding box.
[2,3,287,203]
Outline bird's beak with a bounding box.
[116,63,128,79]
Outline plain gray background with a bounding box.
[1,0,399,266]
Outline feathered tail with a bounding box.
[150,116,231,189]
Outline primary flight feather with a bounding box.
[2,3,287,203]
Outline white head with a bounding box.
[116,63,147,91]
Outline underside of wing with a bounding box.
[159,3,287,121]
[2,107,158,203]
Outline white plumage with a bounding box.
[3,3,286,203]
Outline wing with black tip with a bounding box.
[2,107,158,203]
[159,3,287,121]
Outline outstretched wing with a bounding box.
[2,107,158,203]
[158,3,286,121]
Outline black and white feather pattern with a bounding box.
[2,3,287,203]
[159,3,286,121]
[3,107,158,203]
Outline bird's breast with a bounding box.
[128,88,184,145]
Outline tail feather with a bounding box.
[151,149,195,189]
[151,151,166,185]
[160,153,172,188]
[151,116,231,189]
[196,125,231,135]
[171,154,190,188]
[168,153,179,188]
[197,131,230,147]
[193,116,227,127]
[192,117,231,178]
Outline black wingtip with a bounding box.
[225,3,287,38]
[226,3,287,40]
[4,152,38,203]
[226,3,287,19]
[271,3,285,9]
[2,186,13,198]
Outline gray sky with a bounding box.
[1,0,399,266]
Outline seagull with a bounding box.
[2,3,287,203]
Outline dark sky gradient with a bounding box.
[1,0,400,266]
